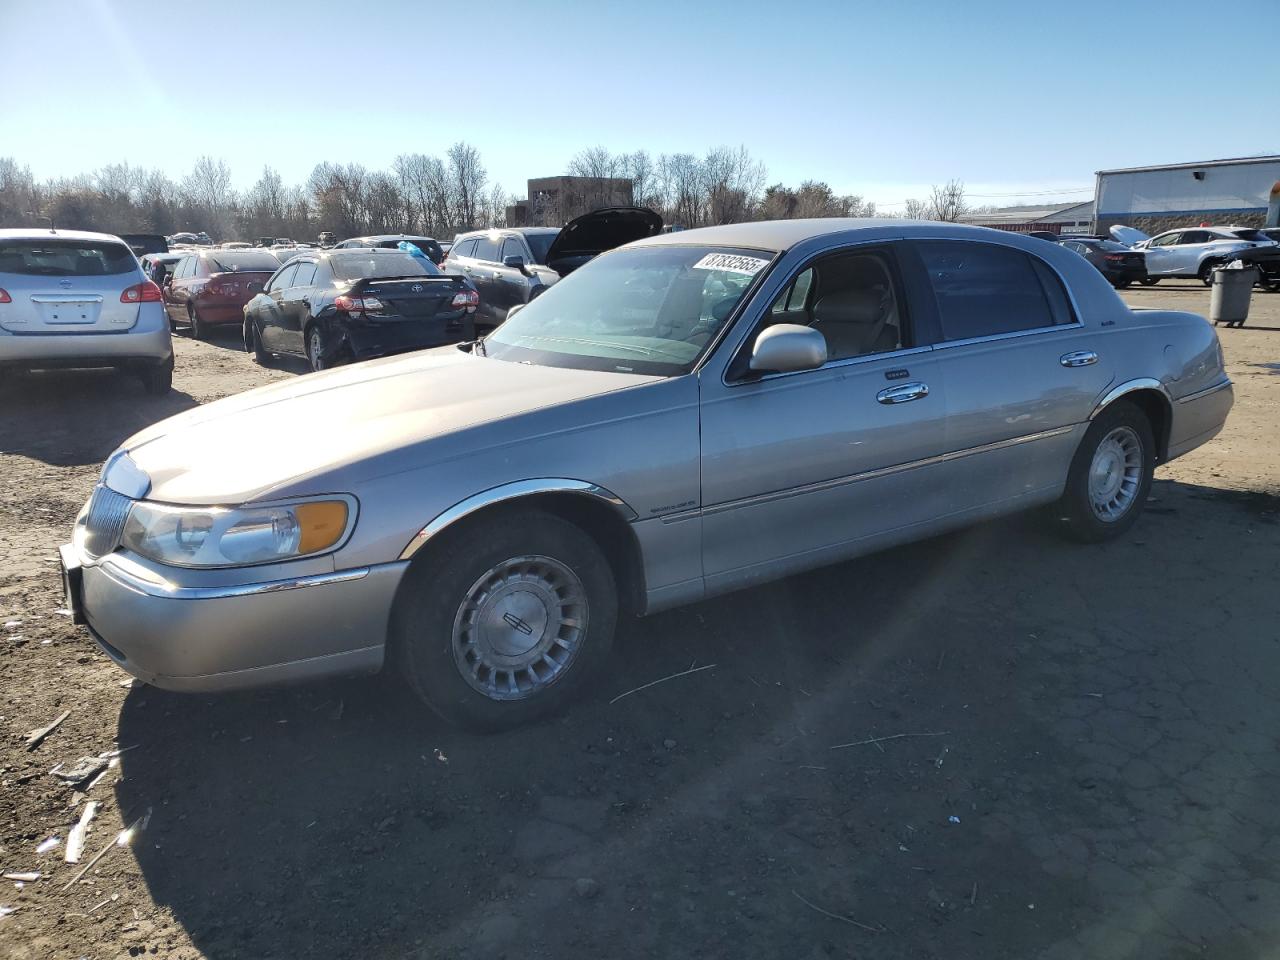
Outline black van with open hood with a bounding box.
[543,206,664,277]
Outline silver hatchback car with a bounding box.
[61,220,1232,730]
[0,228,173,393]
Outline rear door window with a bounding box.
[915,240,1070,341]
[0,239,137,276]
[1180,231,1211,245]
[451,239,478,260]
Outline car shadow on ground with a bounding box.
[0,369,198,467]
[114,479,1280,960]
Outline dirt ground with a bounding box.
[1,284,1277,960]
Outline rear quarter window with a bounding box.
[0,239,137,276]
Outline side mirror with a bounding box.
[749,324,826,374]
[503,254,530,274]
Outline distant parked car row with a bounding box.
[1056,224,1277,289]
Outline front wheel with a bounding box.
[1052,400,1155,543]
[392,510,618,731]
[1139,277,1159,286]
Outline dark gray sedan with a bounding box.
[62,220,1232,730]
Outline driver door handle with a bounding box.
[1060,350,1098,367]
[876,381,930,404]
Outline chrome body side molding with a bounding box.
[399,479,637,560]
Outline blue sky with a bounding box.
[1,0,1275,210]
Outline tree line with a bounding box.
[0,143,969,243]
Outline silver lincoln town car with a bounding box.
[60,220,1233,730]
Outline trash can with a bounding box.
[1209,260,1257,327]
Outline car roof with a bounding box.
[0,228,133,243]
[455,228,558,240]
[629,218,1056,253]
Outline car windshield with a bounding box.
[0,238,136,276]
[206,251,282,272]
[483,245,773,376]
[331,252,439,280]
[524,232,558,265]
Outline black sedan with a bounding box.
[243,249,478,371]
[1060,237,1148,288]
[332,234,445,264]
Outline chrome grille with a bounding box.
[83,484,133,558]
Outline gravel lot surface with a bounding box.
[1,284,1277,960]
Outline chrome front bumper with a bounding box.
[63,541,407,692]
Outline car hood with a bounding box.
[545,206,664,276]
[1109,225,1149,246]
[119,348,661,504]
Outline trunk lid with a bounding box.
[207,270,274,302]
[350,275,469,320]
[544,206,664,276]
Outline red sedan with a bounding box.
[162,249,283,339]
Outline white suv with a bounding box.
[1112,224,1276,286]
[0,229,173,393]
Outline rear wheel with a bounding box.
[1052,400,1155,543]
[392,510,618,731]
[246,319,270,365]
[1112,279,1131,289]
[1199,260,1221,287]
[187,305,206,340]
[138,358,173,396]
[1139,277,1159,286]
[306,323,331,372]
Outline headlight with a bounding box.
[120,497,354,568]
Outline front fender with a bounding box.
[397,479,637,559]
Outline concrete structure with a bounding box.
[960,201,1093,236]
[507,176,635,227]
[1093,156,1280,235]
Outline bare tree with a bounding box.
[903,197,930,220]
[702,145,765,225]
[447,142,486,231]
[658,153,703,228]
[927,179,968,222]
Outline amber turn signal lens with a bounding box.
[295,501,349,554]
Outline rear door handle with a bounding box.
[876,381,930,404]
[1060,350,1098,367]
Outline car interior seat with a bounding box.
[810,285,898,358]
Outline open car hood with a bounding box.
[545,206,663,276]
[1109,225,1150,247]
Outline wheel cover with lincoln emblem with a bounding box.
[450,554,589,701]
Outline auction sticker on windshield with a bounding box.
[691,253,770,275]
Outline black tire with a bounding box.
[246,319,270,365]
[139,358,173,396]
[1112,279,1131,289]
[1199,260,1221,287]
[392,510,618,732]
[1139,277,1159,286]
[1052,400,1155,543]
[306,322,331,372]
[187,305,206,340]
